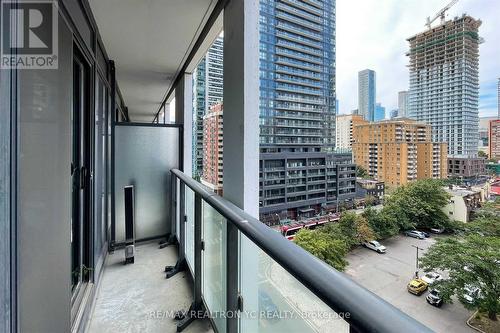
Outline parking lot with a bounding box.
[345,235,475,333]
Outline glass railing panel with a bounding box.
[184,186,195,273]
[240,234,350,333]
[202,201,227,332]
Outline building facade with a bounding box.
[374,103,385,121]
[335,114,366,150]
[355,179,385,201]
[390,109,399,119]
[358,69,376,122]
[448,157,486,178]
[352,118,448,186]
[498,78,500,118]
[398,91,408,117]
[489,119,500,160]
[201,103,224,195]
[259,0,356,218]
[192,37,224,178]
[443,186,482,223]
[407,15,481,158]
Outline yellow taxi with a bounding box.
[407,278,428,296]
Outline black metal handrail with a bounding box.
[171,168,433,333]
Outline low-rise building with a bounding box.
[447,157,486,179]
[356,178,385,201]
[443,186,482,223]
[355,178,385,207]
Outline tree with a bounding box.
[382,179,451,231]
[478,150,488,158]
[420,234,500,320]
[364,195,377,207]
[362,207,399,240]
[356,165,368,178]
[338,212,375,247]
[294,228,349,271]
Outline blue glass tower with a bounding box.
[259,0,356,220]
[358,69,376,122]
[374,103,385,122]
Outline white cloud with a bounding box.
[336,0,500,117]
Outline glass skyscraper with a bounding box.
[358,69,376,122]
[259,0,355,220]
[374,103,386,122]
[192,37,224,178]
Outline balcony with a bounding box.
[2,0,432,332]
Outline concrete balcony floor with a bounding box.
[87,242,213,333]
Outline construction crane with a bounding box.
[425,0,459,29]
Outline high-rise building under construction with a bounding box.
[407,15,481,158]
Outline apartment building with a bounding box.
[490,119,500,160]
[201,103,224,195]
[192,37,224,178]
[407,15,481,158]
[358,69,376,121]
[352,119,447,186]
[259,0,356,218]
[335,114,366,149]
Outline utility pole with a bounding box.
[412,245,424,278]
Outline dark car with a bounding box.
[426,289,443,307]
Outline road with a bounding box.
[345,235,475,333]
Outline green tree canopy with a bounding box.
[356,165,368,178]
[294,228,349,271]
[420,234,500,320]
[338,212,375,247]
[362,207,399,240]
[382,179,451,230]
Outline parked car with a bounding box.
[404,230,426,239]
[463,285,482,304]
[407,278,428,295]
[421,272,443,285]
[426,289,443,307]
[417,230,430,238]
[363,240,386,253]
[430,227,445,234]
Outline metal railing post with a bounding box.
[170,172,177,237]
[178,181,186,261]
[193,193,202,308]
[226,222,239,332]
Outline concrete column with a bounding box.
[175,73,193,176]
[224,1,260,332]
[223,0,259,215]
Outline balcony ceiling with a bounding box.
[89,0,219,121]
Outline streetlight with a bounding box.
[412,245,424,278]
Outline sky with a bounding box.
[336,0,500,118]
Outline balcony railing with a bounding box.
[170,168,432,333]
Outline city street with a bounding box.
[345,235,475,333]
